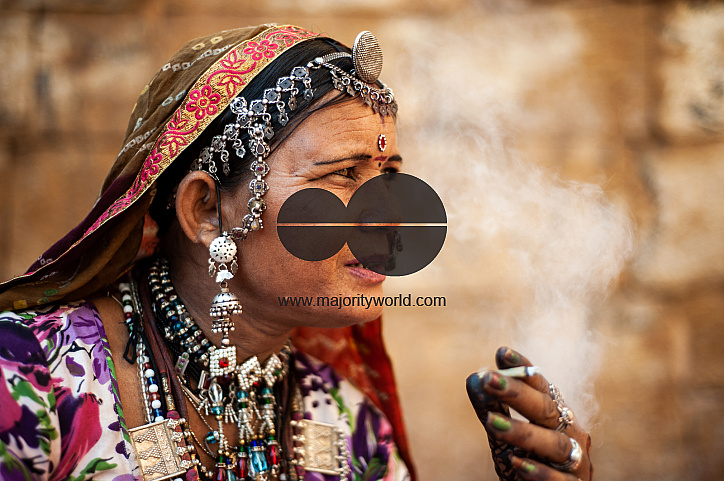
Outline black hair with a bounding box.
[149,37,388,233]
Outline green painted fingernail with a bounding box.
[520,460,536,473]
[505,349,520,363]
[486,372,507,390]
[490,413,511,431]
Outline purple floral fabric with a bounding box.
[0,303,408,481]
[0,301,138,481]
[295,352,409,481]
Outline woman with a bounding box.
[0,24,592,481]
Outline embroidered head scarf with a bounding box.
[0,24,414,476]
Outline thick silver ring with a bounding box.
[548,383,574,430]
[551,437,583,472]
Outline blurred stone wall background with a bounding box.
[1,1,723,480]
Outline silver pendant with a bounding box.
[129,418,192,481]
[290,419,350,477]
[209,345,237,377]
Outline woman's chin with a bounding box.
[299,303,384,329]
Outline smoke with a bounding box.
[481,158,633,429]
[387,19,635,429]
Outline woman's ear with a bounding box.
[175,171,220,248]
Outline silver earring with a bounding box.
[208,233,241,346]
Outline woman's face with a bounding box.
[223,95,401,329]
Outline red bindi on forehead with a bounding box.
[378,133,387,151]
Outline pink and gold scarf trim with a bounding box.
[88,26,318,238]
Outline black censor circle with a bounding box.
[277,173,446,276]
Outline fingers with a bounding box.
[485,347,578,432]
[479,370,563,430]
[465,372,510,424]
[496,346,550,394]
[485,413,587,480]
[484,412,572,465]
[496,345,532,368]
[470,347,592,480]
[510,456,582,481]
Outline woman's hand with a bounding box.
[466,347,593,481]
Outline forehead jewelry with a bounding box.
[190,31,396,344]
[191,30,395,242]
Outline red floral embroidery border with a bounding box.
[84,26,319,238]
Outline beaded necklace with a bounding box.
[120,280,201,480]
[121,259,351,481]
[121,259,301,481]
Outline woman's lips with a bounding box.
[345,258,387,283]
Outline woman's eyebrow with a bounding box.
[314,154,372,166]
[313,154,403,166]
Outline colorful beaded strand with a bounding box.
[120,281,164,422]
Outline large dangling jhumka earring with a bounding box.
[208,234,241,347]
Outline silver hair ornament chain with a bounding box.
[190,31,395,242]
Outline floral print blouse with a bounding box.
[0,301,409,481]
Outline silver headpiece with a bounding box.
[190,31,396,241]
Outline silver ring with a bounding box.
[556,406,574,431]
[548,383,574,430]
[551,437,583,472]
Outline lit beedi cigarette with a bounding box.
[477,366,541,378]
